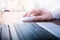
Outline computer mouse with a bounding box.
[22,16,36,22]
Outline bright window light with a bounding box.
[0,0,60,24]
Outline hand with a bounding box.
[23,8,53,21]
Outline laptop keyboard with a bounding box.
[0,23,59,40]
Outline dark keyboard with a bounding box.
[0,23,59,40]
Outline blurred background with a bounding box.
[0,0,60,24]
[0,0,60,11]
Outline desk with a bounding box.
[0,20,60,40]
[37,20,60,39]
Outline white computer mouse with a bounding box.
[22,16,36,22]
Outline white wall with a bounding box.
[33,0,60,9]
[0,0,60,11]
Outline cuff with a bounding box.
[49,5,60,19]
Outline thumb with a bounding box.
[33,16,46,21]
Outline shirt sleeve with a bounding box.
[50,5,60,19]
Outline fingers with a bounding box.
[23,9,41,17]
[23,10,33,17]
[33,16,44,21]
[23,13,28,17]
[33,15,49,21]
[23,16,46,22]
